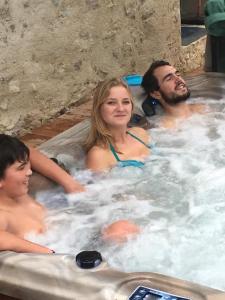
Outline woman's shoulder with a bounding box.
[86,145,111,171]
[128,127,150,142]
[87,145,108,156]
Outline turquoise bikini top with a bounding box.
[109,131,151,168]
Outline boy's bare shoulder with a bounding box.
[0,209,11,230]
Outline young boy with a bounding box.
[0,134,53,253]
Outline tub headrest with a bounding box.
[123,74,143,86]
[123,74,160,117]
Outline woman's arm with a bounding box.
[29,147,85,193]
[0,230,54,254]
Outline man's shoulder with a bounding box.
[160,116,177,129]
[190,103,207,114]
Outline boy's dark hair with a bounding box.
[0,134,29,179]
[141,60,171,94]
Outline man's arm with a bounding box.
[0,230,54,253]
[29,147,85,193]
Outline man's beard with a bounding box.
[159,87,191,106]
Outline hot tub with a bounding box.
[1,73,225,300]
[0,251,224,299]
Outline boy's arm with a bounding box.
[29,147,85,193]
[0,230,54,254]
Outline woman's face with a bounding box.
[100,85,132,128]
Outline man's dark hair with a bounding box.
[0,134,29,179]
[141,60,171,94]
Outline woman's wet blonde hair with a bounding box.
[84,77,134,152]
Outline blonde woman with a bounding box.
[85,78,151,171]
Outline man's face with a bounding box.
[153,65,190,105]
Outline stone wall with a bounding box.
[0,0,184,134]
[178,36,206,74]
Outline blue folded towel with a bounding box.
[123,74,143,86]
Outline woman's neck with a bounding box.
[110,126,128,144]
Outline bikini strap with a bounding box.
[126,131,151,149]
[109,143,121,162]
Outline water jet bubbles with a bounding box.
[27,98,225,291]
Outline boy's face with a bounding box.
[0,160,32,198]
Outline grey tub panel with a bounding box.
[0,252,224,300]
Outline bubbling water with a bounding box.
[29,98,225,291]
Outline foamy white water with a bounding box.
[28,97,225,291]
